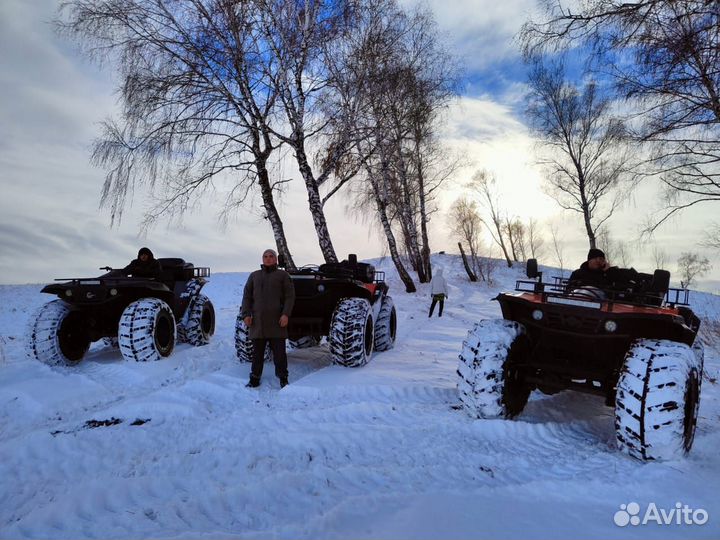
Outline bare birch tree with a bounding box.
[59,0,301,267]
[469,170,513,267]
[521,1,720,232]
[256,0,366,264]
[403,37,459,282]
[651,244,668,270]
[527,217,546,259]
[448,197,485,281]
[677,252,712,288]
[526,56,635,249]
[324,0,454,288]
[595,228,617,263]
[321,1,420,292]
[549,221,566,276]
[375,6,456,284]
[700,222,720,251]
[616,240,632,268]
[504,218,528,262]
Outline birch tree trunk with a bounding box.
[579,177,597,249]
[294,139,338,263]
[396,150,427,282]
[458,242,478,282]
[371,171,416,293]
[416,151,432,281]
[256,160,296,270]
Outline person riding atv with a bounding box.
[122,247,162,279]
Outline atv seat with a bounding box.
[157,258,195,283]
[645,269,670,306]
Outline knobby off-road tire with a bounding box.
[287,336,319,351]
[615,338,703,461]
[118,298,176,362]
[178,294,215,346]
[692,340,705,369]
[329,298,374,367]
[374,295,397,352]
[457,319,531,419]
[234,313,272,363]
[27,300,90,366]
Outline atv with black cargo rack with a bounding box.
[235,254,396,367]
[27,258,215,366]
[457,258,704,461]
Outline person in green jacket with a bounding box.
[241,249,296,388]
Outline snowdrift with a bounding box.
[0,255,718,539]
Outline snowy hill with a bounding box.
[1,255,719,539]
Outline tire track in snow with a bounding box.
[1,375,638,539]
[3,261,718,539]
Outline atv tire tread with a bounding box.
[329,297,374,367]
[118,298,176,362]
[178,294,215,346]
[374,296,396,352]
[615,338,703,461]
[27,300,87,366]
[457,319,528,419]
[234,313,272,363]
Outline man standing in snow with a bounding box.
[241,249,295,388]
[123,247,162,279]
[429,267,448,317]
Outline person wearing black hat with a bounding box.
[123,247,162,279]
[568,248,640,293]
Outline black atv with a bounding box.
[235,254,397,367]
[27,258,215,366]
[457,258,704,461]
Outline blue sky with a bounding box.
[0,0,717,288]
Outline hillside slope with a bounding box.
[1,255,718,539]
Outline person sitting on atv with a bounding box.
[123,247,162,279]
[568,248,639,296]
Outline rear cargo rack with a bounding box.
[515,279,691,307]
[194,267,210,278]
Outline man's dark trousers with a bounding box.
[250,338,288,380]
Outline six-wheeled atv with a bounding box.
[457,259,704,461]
[235,254,397,367]
[27,258,215,366]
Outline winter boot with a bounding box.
[280,377,289,388]
[246,376,260,388]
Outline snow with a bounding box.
[1,255,719,539]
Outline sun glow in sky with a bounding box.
[0,0,717,289]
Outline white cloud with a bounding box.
[0,0,717,288]
[405,0,539,71]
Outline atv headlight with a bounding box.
[317,284,325,293]
[110,288,118,296]
[65,290,73,297]
[532,309,543,321]
[604,320,618,333]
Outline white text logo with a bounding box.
[614,502,708,527]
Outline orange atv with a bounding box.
[457,259,703,461]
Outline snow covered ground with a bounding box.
[1,255,719,539]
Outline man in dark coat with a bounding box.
[241,249,295,388]
[123,247,162,279]
[568,248,638,291]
